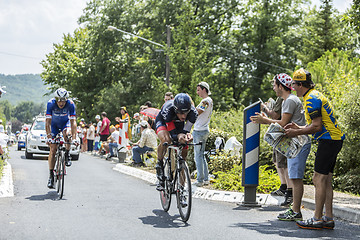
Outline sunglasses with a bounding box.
[55,97,67,102]
[175,109,191,114]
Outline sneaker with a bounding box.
[65,154,72,167]
[277,208,303,221]
[271,189,286,196]
[280,195,293,206]
[193,181,203,187]
[203,180,210,185]
[322,216,335,229]
[47,175,55,189]
[156,181,165,191]
[296,217,323,230]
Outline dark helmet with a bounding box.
[173,93,191,114]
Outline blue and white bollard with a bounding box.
[241,101,261,207]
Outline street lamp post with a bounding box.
[108,25,170,86]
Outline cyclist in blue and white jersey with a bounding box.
[45,88,78,189]
[154,93,198,191]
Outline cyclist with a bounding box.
[45,88,78,189]
[154,93,198,191]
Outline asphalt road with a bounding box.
[1,146,359,240]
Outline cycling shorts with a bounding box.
[315,139,343,174]
[51,119,70,137]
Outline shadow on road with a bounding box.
[230,219,360,239]
[20,155,48,161]
[139,209,190,228]
[232,205,284,212]
[25,191,61,201]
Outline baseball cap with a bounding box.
[293,68,313,84]
[140,120,148,128]
[95,115,100,119]
[198,82,211,95]
[133,113,139,118]
[275,73,294,90]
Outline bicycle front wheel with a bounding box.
[160,158,172,212]
[176,161,192,222]
[56,152,66,199]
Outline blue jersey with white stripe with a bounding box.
[46,98,76,125]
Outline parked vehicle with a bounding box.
[17,127,28,150]
[25,116,80,160]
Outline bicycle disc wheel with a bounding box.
[176,161,192,222]
[57,153,65,199]
[160,158,172,212]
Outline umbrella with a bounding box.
[140,107,160,119]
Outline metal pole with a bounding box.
[165,25,171,87]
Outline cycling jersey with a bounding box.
[155,100,198,140]
[46,98,76,137]
[303,89,345,141]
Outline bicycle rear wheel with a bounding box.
[176,161,192,222]
[160,157,172,212]
[56,152,66,199]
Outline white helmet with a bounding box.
[54,88,69,101]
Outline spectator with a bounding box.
[285,68,344,230]
[250,73,311,221]
[107,126,120,159]
[144,101,152,108]
[132,113,141,140]
[115,106,131,141]
[193,82,213,187]
[94,115,102,152]
[0,126,9,158]
[99,112,111,143]
[164,92,173,102]
[131,120,157,167]
[87,122,95,152]
[262,97,290,198]
[0,119,4,134]
[81,124,88,152]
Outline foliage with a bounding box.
[345,0,360,33]
[297,0,359,66]
[208,151,241,173]
[12,101,44,124]
[212,163,280,193]
[0,74,49,106]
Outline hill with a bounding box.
[0,74,50,106]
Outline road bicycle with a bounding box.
[53,134,72,199]
[159,141,202,222]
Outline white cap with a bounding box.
[139,120,148,128]
[198,82,211,95]
[95,115,100,119]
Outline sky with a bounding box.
[0,0,353,75]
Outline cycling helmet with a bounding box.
[54,88,69,102]
[173,93,191,114]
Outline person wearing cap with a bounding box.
[192,82,213,187]
[94,115,102,152]
[250,73,311,221]
[130,120,157,167]
[284,68,345,230]
[106,125,120,159]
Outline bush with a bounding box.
[212,163,281,193]
[208,151,241,173]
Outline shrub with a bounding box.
[208,151,241,173]
[212,163,281,193]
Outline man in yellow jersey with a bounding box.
[284,68,345,230]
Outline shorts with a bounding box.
[272,149,287,169]
[51,119,70,137]
[287,142,311,179]
[315,139,343,175]
[100,134,109,142]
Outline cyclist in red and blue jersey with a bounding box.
[45,88,78,189]
[155,93,198,191]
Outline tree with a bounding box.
[12,101,44,123]
[297,0,359,66]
